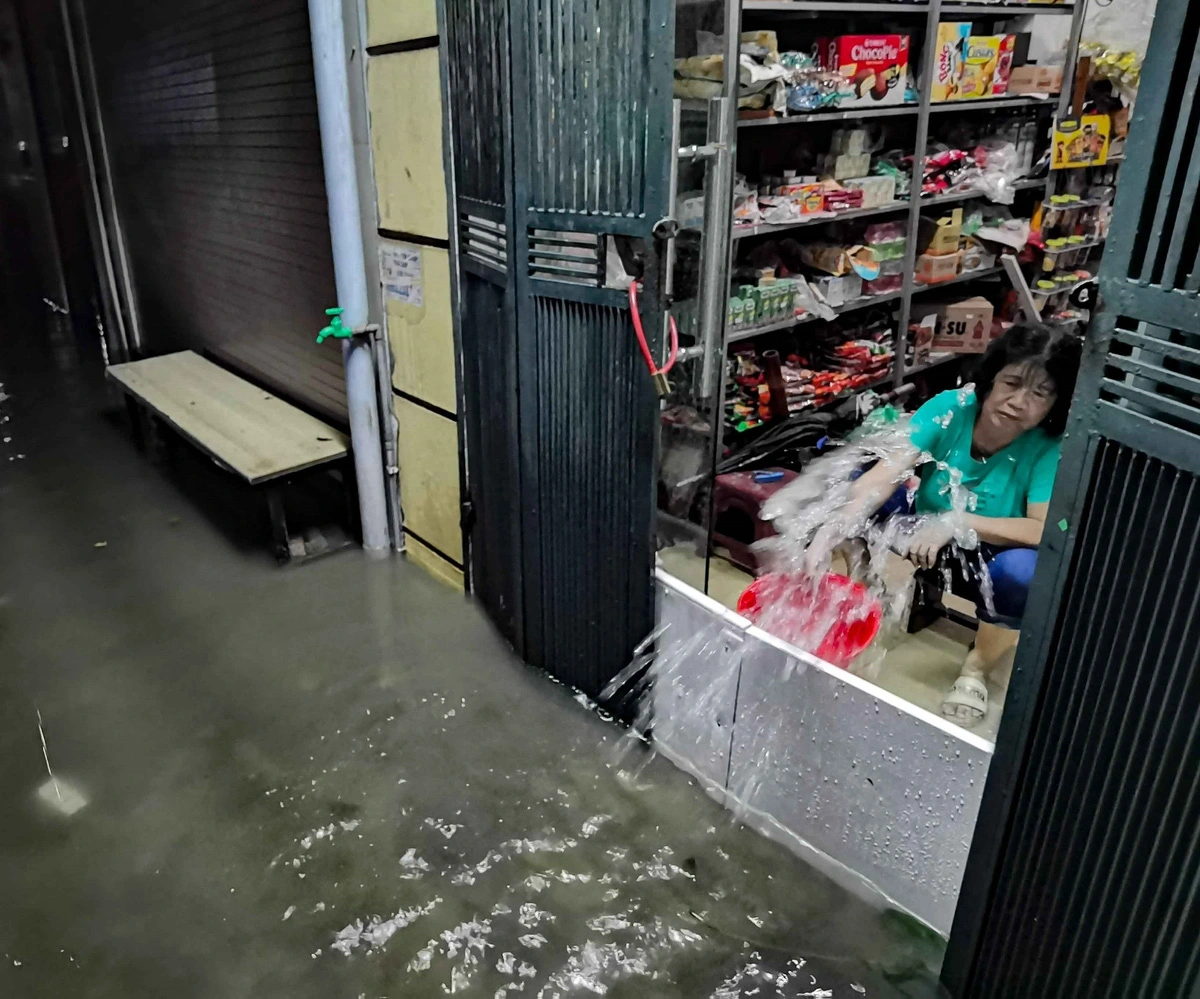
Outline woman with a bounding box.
[829,323,1081,727]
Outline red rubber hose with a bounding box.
[629,281,678,378]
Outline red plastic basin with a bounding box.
[736,572,882,668]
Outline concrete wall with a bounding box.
[364,0,463,588]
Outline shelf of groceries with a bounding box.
[678,0,1122,441]
[730,178,1047,239]
[742,1,1076,13]
[727,263,1006,348]
[742,95,1054,127]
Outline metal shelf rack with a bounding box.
[712,0,1090,399]
[732,199,911,239]
[739,105,920,126]
[742,1,1077,14]
[730,178,1047,241]
[929,95,1056,113]
[727,287,906,345]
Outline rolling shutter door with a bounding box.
[83,0,346,423]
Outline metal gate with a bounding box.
[443,0,675,693]
[946,2,1200,994]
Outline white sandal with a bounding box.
[942,675,988,728]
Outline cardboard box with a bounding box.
[961,35,1010,98]
[919,207,963,256]
[816,35,910,108]
[822,151,871,180]
[929,296,995,353]
[992,35,1017,95]
[908,315,936,367]
[1111,105,1130,139]
[800,242,879,278]
[916,250,962,285]
[931,23,970,102]
[1008,63,1063,95]
[830,128,870,155]
[780,182,825,213]
[844,174,896,209]
[1052,114,1111,168]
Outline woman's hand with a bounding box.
[906,517,956,569]
[806,519,848,571]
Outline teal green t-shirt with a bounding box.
[906,389,1061,518]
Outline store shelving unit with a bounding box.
[928,95,1054,112]
[716,0,1089,407]
[740,104,922,125]
[905,350,963,375]
[742,0,1077,13]
[727,286,906,344]
[730,178,1046,240]
[731,199,911,239]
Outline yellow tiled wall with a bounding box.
[395,396,463,558]
[368,50,448,242]
[366,0,437,48]
[383,242,457,415]
[365,5,463,588]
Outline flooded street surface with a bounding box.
[0,324,946,997]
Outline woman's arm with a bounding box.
[964,501,1050,548]
[805,444,921,566]
[843,443,922,520]
[907,502,1049,568]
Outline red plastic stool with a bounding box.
[711,467,799,572]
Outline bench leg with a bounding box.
[125,397,145,451]
[266,486,292,564]
[341,461,361,544]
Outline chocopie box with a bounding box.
[816,35,910,108]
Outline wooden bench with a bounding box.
[107,350,353,563]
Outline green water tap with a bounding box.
[316,307,352,344]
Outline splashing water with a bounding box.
[606,400,999,826]
[750,393,989,661]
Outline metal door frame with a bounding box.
[441,0,681,691]
[944,0,1200,989]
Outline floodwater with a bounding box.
[0,318,946,997]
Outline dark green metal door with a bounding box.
[443,0,676,694]
[946,3,1200,994]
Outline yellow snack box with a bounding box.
[962,35,1002,99]
[931,23,970,102]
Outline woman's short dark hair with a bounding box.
[972,323,1083,436]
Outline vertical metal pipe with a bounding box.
[698,0,743,596]
[695,0,741,398]
[74,0,142,353]
[308,0,390,552]
[697,95,735,396]
[892,0,942,387]
[1044,0,1091,207]
[59,0,126,362]
[1056,0,1089,122]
